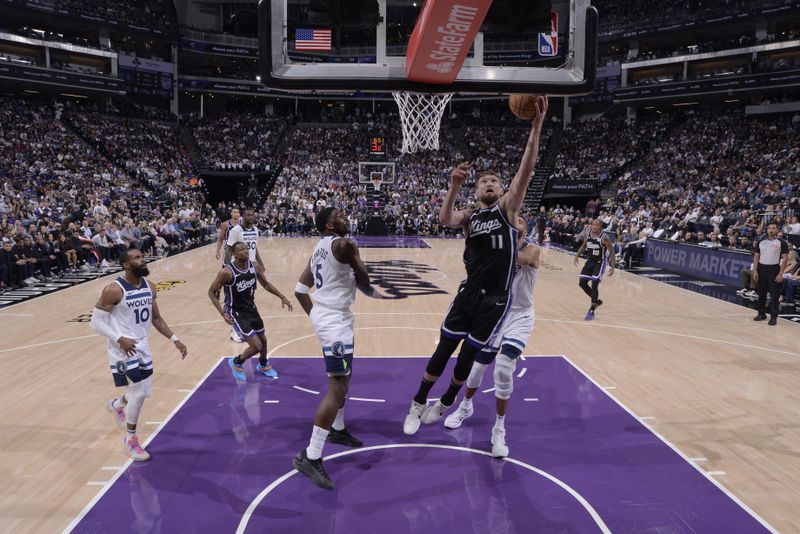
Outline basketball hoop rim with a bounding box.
[393,91,453,154]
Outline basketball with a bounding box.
[509,94,543,120]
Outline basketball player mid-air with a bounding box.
[574,219,615,320]
[444,219,539,457]
[292,207,386,490]
[403,96,549,435]
[208,241,292,381]
[91,248,188,461]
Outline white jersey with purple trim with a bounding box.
[309,235,357,311]
[106,276,153,369]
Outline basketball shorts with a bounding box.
[477,307,534,364]
[580,260,607,281]
[108,342,153,387]
[310,307,354,376]
[230,308,265,338]
[441,283,512,350]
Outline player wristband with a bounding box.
[170,334,179,343]
[295,282,310,294]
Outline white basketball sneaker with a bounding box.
[491,427,509,458]
[421,399,451,425]
[124,436,151,462]
[444,400,474,429]
[403,401,425,435]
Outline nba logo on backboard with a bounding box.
[538,34,557,56]
[539,12,559,57]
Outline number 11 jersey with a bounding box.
[463,205,518,293]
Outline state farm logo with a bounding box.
[427,4,479,66]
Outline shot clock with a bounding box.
[369,136,385,155]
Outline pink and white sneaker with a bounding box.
[124,436,151,461]
[105,399,126,431]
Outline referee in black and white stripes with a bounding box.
[753,222,789,325]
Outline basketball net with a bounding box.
[371,176,382,191]
[392,92,453,154]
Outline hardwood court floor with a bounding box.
[0,238,797,533]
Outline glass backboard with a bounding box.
[258,0,597,95]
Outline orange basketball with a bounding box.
[509,94,543,120]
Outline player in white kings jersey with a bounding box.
[292,207,385,490]
[90,248,188,461]
[444,219,540,458]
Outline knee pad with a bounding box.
[126,379,148,403]
[453,343,478,382]
[466,361,488,390]
[124,378,150,424]
[493,353,517,400]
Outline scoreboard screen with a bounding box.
[119,67,173,98]
[369,136,385,155]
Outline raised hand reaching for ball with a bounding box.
[450,162,470,187]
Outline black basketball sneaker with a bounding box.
[327,427,363,448]
[293,449,335,490]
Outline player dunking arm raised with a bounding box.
[215,207,240,264]
[208,242,293,381]
[445,219,539,457]
[90,248,188,461]
[292,207,386,490]
[403,96,548,435]
[574,219,615,320]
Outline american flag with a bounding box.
[295,28,332,51]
